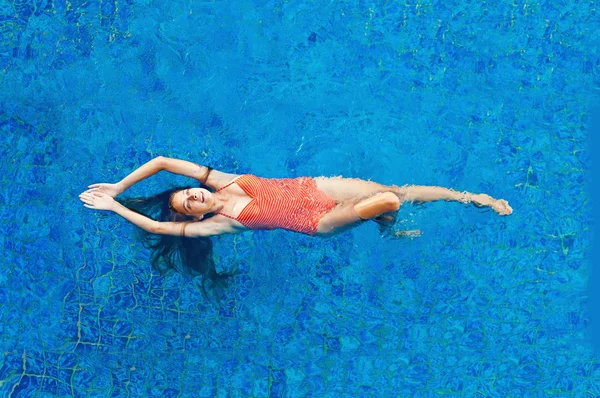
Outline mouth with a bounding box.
[201,192,204,203]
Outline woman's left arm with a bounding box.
[79,191,235,236]
[80,190,166,232]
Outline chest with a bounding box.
[229,195,254,218]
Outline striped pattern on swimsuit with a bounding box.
[217,174,336,235]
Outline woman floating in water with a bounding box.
[80,156,512,235]
[79,156,512,290]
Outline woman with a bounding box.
[79,156,512,290]
[80,156,512,236]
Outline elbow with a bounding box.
[154,156,166,169]
[378,193,401,214]
[148,221,164,234]
[379,192,400,207]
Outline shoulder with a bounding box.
[203,170,243,190]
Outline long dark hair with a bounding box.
[118,185,234,297]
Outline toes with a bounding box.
[501,200,512,214]
[492,199,513,215]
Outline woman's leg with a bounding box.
[315,177,512,216]
[354,192,400,219]
[316,192,400,236]
[315,203,362,236]
[398,185,513,215]
[314,178,512,236]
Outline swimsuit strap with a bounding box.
[215,175,243,192]
[216,212,237,221]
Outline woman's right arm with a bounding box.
[118,156,213,193]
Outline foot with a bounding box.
[492,199,512,216]
[469,194,512,216]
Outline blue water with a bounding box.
[1,0,598,396]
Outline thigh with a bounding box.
[315,203,364,236]
[315,176,401,204]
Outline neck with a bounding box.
[207,191,229,214]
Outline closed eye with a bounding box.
[186,190,192,210]
[182,189,190,212]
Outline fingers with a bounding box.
[79,191,104,202]
[81,188,106,196]
[79,193,95,205]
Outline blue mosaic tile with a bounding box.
[0,0,598,396]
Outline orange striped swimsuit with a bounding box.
[216,175,337,235]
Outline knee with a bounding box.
[379,192,401,208]
[354,192,400,220]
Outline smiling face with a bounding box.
[170,188,214,217]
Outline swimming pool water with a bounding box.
[1,0,598,396]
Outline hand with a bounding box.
[79,190,116,211]
[86,183,123,198]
